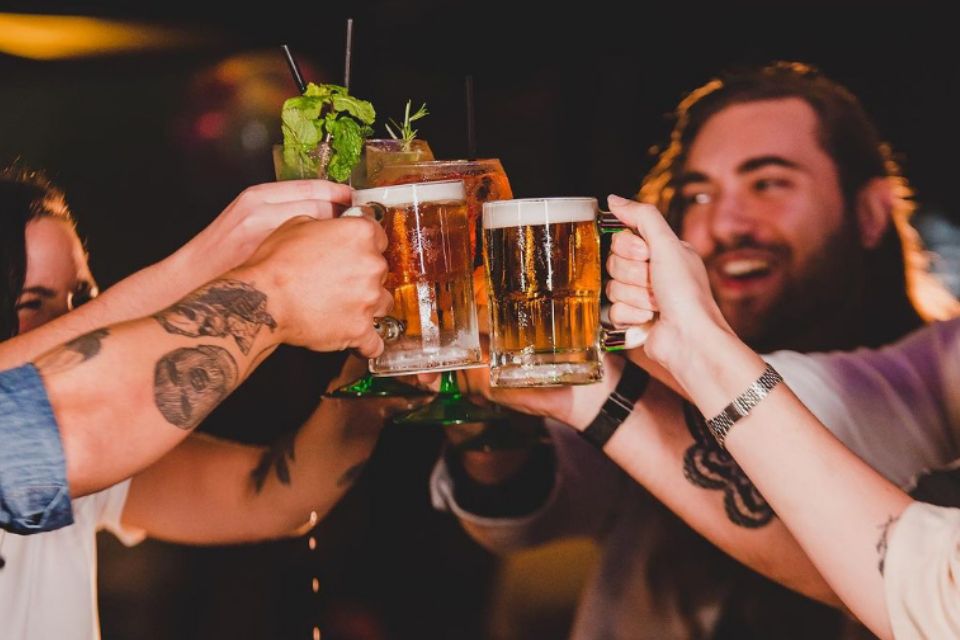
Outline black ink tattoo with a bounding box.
[153,345,238,430]
[681,402,774,528]
[877,515,900,575]
[250,431,297,493]
[337,459,369,488]
[34,328,110,375]
[153,280,277,355]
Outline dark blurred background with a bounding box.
[1,2,957,639]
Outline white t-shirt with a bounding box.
[884,501,960,639]
[0,480,144,640]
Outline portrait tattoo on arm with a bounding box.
[250,430,297,493]
[153,345,238,430]
[153,279,277,355]
[34,328,110,376]
[876,514,900,575]
[681,401,775,528]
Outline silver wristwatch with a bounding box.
[706,364,783,447]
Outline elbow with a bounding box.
[61,428,102,498]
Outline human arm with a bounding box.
[604,196,912,638]
[0,180,351,370]
[36,215,391,499]
[119,356,417,544]
[459,350,842,605]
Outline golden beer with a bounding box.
[353,180,482,375]
[483,198,603,386]
[373,159,513,264]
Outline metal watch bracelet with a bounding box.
[705,364,783,448]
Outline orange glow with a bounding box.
[0,13,215,60]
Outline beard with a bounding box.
[710,224,864,353]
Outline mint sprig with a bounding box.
[385,100,428,151]
[280,82,376,183]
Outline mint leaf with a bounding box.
[331,95,376,125]
[326,117,365,183]
[279,82,375,183]
[281,95,324,147]
[303,82,339,100]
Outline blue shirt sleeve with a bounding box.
[0,363,73,533]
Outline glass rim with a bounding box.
[352,179,466,207]
[382,158,503,165]
[482,197,598,229]
[484,196,597,207]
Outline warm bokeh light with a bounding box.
[0,13,214,60]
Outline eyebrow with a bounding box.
[675,155,803,189]
[20,286,57,298]
[737,155,801,174]
[673,171,710,189]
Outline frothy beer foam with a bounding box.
[353,179,465,207]
[482,198,597,229]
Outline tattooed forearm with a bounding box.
[876,515,900,575]
[34,328,110,375]
[153,345,238,430]
[681,402,774,528]
[337,459,368,488]
[250,431,297,493]
[153,279,277,355]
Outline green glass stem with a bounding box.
[438,371,461,399]
[326,372,431,399]
[393,370,503,427]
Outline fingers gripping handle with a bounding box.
[343,202,402,343]
[599,211,656,350]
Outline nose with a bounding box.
[707,190,759,243]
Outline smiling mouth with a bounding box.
[718,258,773,280]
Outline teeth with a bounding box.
[722,259,770,277]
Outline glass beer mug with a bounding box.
[346,179,484,376]
[482,197,648,387]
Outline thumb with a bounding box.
[354,328,385,360]
[606,196,681,250]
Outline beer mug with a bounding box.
[345,180,483,376]
[482,197,649,387]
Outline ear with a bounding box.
[855,178,894,249]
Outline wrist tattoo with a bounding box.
[153,345,238,430]
[337,459,369,488]
[154,279,277,355]
[250,431,297,493]
[877,514,900,575]
[34,328,110,375]
[681,401,774,528]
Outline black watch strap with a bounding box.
[580,359,651,450]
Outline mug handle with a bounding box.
[599,210,657,350]
[342,202,403,343]
[341,202,387,222]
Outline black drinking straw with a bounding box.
[280,44,306,94]
[465,75,477,160]
[344,18,354,91]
